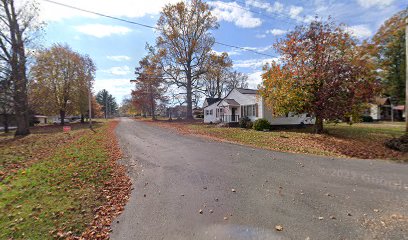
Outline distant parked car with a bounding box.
[53,118,71,124]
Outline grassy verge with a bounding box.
[0,121,130,239]
[139,119,407,161]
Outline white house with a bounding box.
[203,88,315,125]
[364,97,405,121]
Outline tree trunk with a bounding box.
[60,109,65,126]
[315,115,324,134]
[3,113,9,133]
[80,114,85,123]
[150,85,156,120]
[186,84,193,120]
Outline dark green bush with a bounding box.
[253,118,270,131]
[239,116,251,128]
[361,115,374,122]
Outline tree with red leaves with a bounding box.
[260,18,376,133]
[132,53,167,120]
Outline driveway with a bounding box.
[111,118,408,240]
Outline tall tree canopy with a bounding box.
[96,89,118,118]
[203,52,233,98]
[0,0,41,135]
[156,0,218,119]
[30,44,96,125]
[260,18,375,133]
[368,9,407,103]
[132,53,167,120]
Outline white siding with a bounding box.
[369,104,380,120]
[261,99,315,125]
[203,101,221,123]
[225,89,259,121]
[204,89,315,125]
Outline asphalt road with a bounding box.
[111,118,408,240]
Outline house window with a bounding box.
[242,104,257,117]
[210,109,213,115]
[241,104,257,117]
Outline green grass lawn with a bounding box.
[150,120,407,160]
[323,122,404,141]
[0,122,115,239]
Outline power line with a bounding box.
[42,0,156,30]
[214,42,274,57]
[41,0,278,58]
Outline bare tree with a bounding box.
[224,71,249,95]
[133,53,167,120]
[156,0,218,119]
[203,52,232,98]
[0,0,40,135]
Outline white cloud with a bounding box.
[102,66,132,76]
[107,55,132,62]
[288,5,303,20]
[255,34,267,38]
[247,71,263,88]
[74,24,132,38]
[266,28,287,36]
[39,0,180,22]
[234,58,278,69]
[245,0,284,13]
[244,45,274,53]
[94,78,133,101]
[209,1,262,28]
[347,24,373,39]
[357,0,394,8]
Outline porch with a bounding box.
[217,99,240,123]
[220,115,240,123]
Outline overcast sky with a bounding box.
[38,0,406,103]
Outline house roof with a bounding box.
[220,99,240,106]
[205,98,221,106]
[203,100,221,109]
[393,105,405,111]
[236,88,257,94]
[373,97,390,106]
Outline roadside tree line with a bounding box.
[129,0,406,134]
[0,0,119,134]
[130,0,249,120]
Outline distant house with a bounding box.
[203,88,315,125]
[365,97,405,121]
[193,107,203,119]
[33,115,49,124]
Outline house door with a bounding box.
[231,108,236,122]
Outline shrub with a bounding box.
[246,121,253,129]
[385,135,408,152]
[361,115,374,122]
[253,118,270,131]
[239,116,251,128]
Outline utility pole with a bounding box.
[405,18,408,133]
